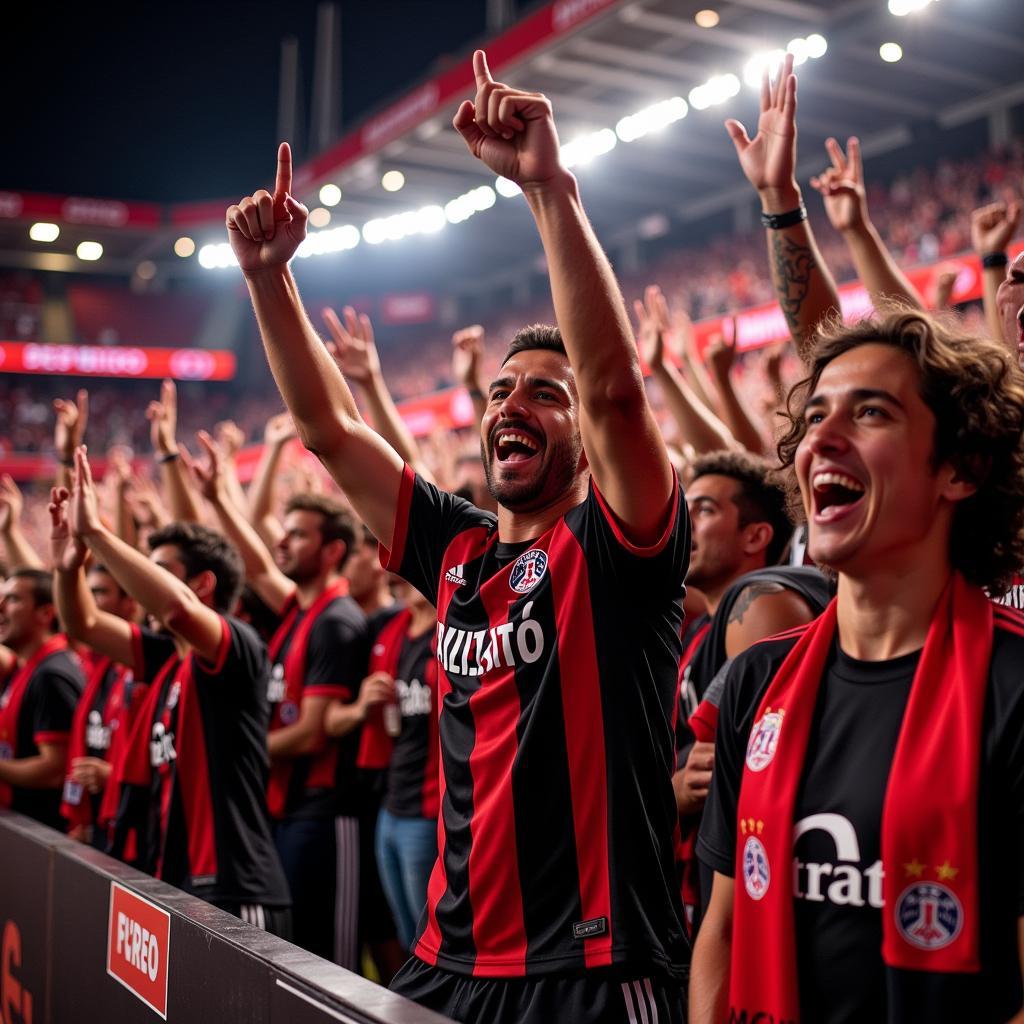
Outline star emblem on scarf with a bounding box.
[903,858,925,878]
[935,861,959,881]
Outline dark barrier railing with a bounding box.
[0,810,452,1024]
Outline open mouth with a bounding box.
[493,429,541,465]
[812,470,866,522]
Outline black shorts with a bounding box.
[391,956,686,1024]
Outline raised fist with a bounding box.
[971,200,1021,256]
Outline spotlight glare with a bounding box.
[76,241,103,261]
[805,33,828,59]
[879,41,904,62]
[694,9,719,28]
[136,260,157,281]
[309,207,332,228]
[29,222,60,243]
[319,183,342,207]
[381,170,406,192]
[174,236,195,258]
[495,177,522,198]
[560,128,617,168]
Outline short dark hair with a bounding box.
[285,493,357,559]
[87,563,129,599]
[148,522,244,614]
[10,568,54,608]
[777,308,1024,594]
[501,324,567,365]
[691,450,792,565]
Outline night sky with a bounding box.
[7,1,487,203]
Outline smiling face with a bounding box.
[996,251,1024,368]
[480,348,585,512]
[794,343,961,578]
[0,576,54,651]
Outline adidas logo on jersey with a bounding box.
[445,564,467,586]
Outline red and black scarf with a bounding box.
[730,573,990,1023]
[0,635,69,808]
[266,579,349,818]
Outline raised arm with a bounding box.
[454,50,673,539]
[726,54,841,361]
[322,306,434,481]
[228,144,404,549]
[452,324,488,427]
[0,475,44,571]
[71,448,223,663]
[50,486,136,666]
[635,286,737,455]
[106,447,138,549]
[971,199,1021,354]
[809,136,924,310]
[247,412,294,548]
[191,431,293,615]
[53,389,88,492]
[147,380,202,524]
[214,420,251,516]
[704,323,770,455]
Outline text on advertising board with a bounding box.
[106,882,170,1019]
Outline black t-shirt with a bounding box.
[268,595,368,818]
[1,649,83,831]
[699,619,1024,1023]
[383,463,690,978]
[383,628,438,819]
[134,620,290,907]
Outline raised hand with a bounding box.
[106,445,133,491]
[809,136,869,234]
[971,200,1021,255]
[264,411,296,447]
[146,379,178,456]
[451,325,485,387]
[191,431,226,503]
[706,317,739,380]
[69,447,103,539]
[127,473,169,529]
[214,420,245,460]
[227,143,309,273]
[0,474,24,533]
[48,486,87,572]
[633,285,672,372]
[53,389,89,460]
[453,50,564,189]
[725,53,798,209]
[323,306,381,386]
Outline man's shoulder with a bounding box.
[724,627,807,715]
[32,648,84,688]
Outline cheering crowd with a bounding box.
[2,49,1024,1024]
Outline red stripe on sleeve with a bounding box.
[130,623,146,680]
[195,617,231,674]
[547,521,613,968]
[379,463,416,572]
[591,472,680,558]
[34,731,70,745]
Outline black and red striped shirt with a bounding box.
[381,465,690,979]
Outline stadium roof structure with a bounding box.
[3,0,1022,298]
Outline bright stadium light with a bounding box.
[362,205,445,245]
[805,34,828,59]
[174,236,195,258]
[889,0,932,14]
[787,37,810,66]
[295,223,361,258]
[879,41,904,62]
[694,9,719,28]
[136,260,157,281]
[445,185,497,224]
[743,50,786,89]
[197,242,237,269]
[381,170,406,192]
[29,222,60,243]
[495,176,522,198]
[560,128,617,168]
[690,73,740,109]
[616,97,687,143]
[309,207,332,228]
[76,241,103,261]
[319,183,342,207]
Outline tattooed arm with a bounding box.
[724,579,817,659]
[726,54,841,362]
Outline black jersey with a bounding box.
[382,464,690,979]
[698,611,1024,1023]
[127,619,290,907]
[0,641,82,830]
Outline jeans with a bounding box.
[374,808,437,950]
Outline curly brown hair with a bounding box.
[776,308,1024,595]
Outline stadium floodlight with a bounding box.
[197,242,238,269]
[309,207,332,228]
[805,34,828,59]
[786,37,810,66]
[29,222,60,243]
[319,183,342,207]
[694,9,719,28]
[888,0,932,14]
[743,50,786,89]
[76,241,103,261]
[381,170,406,192]
[295,223,361,258]
[174,236,195,258]
[615,97,688,143]
[560,128,617,168]
[879,42,904,62]
[136,260,157,281]
[362,205,445,245]
[495,177,522,198]
[691,73,740,109]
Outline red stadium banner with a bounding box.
[0,191,162,229]
[0,342,235,381]
[106,882,171,1019]
[379,292,437,325]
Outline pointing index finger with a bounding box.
[275,142,292,200]
[473,50,493,88]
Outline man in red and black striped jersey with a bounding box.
[53,452,291,936]
[692,311,1024,1024]
[0,569,83,831]
[230,48,689,1024]
[194,436,370,967]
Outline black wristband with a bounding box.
[761,204,807,230]
[158,451,180,464]
[982,251,1009,269]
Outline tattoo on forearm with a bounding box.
[771,233,817,342]
[728,581,785,626]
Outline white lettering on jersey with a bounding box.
[267,662,286,704]
[792,812,883,909]
[149,721,177,768]
[397,678,432,717]
[86,709,112,751]
[436,601,547,676]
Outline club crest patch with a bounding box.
[0,742,11,760]
[742,836,771,901]
[279,701,300,725]
[509,548,548,595]
[745,708,784,772]
[896,882,963,951]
